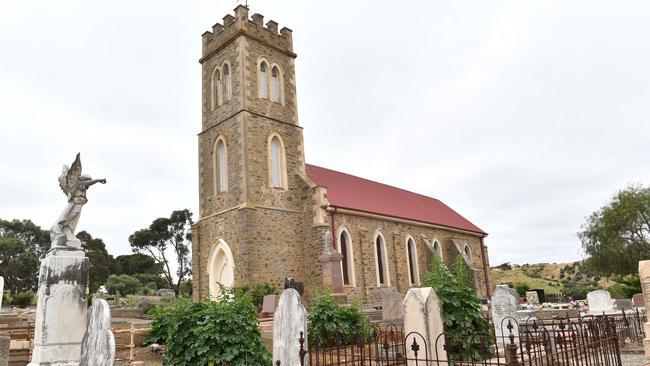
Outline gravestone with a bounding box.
[507,287,519,303]
[403,287,445,364]
[516,310,536,323]
[633,293,645,308]
[261,294,278,317]
[638,261,650,365]
[0,277,3,310]
[382,293,405,321]
[273,289,308,366]
[491,285,519,346]
[615,299,633,311]
[587,290,613,314]
[525,291,540,305]
[0,331,9,366]
[80,299,115,366]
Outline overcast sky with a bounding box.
[1,1,649,266]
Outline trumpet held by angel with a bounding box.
[51,153,106,248]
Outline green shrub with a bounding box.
[105,274,142,296]
[147,288,270,366]
[2,292,11,306]
[234,282,278,312]
[12,291,35,308]
[423,256,488,361]
[514,283,530,296]
[133,274,167,289]
[307,291,374,347]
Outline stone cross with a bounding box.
[587,290,613,314]
[80,299,115,366]
[273,288,308,366]
[491,285,519,347]
[638,260,650,365]
[319,230,345,300]
[403,287,446,364]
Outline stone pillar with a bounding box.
[639,261,650,365]
[29,248,89,366]
[0,331,10,366]
[273,289,308,366]
[402,287,445,364]
[491,285,519,347]
[319,231,346,302]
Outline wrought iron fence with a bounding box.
[299,315,622,366]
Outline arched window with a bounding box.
[271,66,280,103]
[374,232,390,286]
[338,229,355,287]
[406,237,420,286]
[223,64,232,101]
[268,134,286,188]
[259,61,268,98]
[433,240,442,258]
[212,68,222,109]
[213,137,228,192]
[464,244,472,260]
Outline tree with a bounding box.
[76,231,116,293]
[0,219,50,259]
[114,254,163,276]
[129,209,193,295]
[423,256,487,361]
[579,184,650,276]
[105,274,142,296]
[0,237,39,293]
[514,283,530,296]
[0,218,49,294]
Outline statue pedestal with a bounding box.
[29,250,89,366]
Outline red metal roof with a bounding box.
[305,164,486,235]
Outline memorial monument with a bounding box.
[29,154,106,366]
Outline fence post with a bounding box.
[504,320,519,366]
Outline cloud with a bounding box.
[1,0,649,267]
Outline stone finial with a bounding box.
[252,13,264,27]
[223,14,235,27]
[266,20,278,34]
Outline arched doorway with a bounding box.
[208,239,235,299]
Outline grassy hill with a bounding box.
[490,261,616,297]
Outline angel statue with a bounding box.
[50,153,106,249]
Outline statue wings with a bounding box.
[58,153,82,194]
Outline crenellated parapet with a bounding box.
[200,5,294,63]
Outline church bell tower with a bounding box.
[193,6,310,299]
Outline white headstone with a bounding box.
[0,276,4,310]
[491,285,519,346]
[80,299,115,366]
[273,289,308,366]
[587,290,613,314]
[403,287,446,364]
[382,293,405,321]
[525,291,540,305]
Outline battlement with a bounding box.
[201,5,294,62]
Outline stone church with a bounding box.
[192,6,491,304]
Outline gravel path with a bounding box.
[621,353,645,366]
